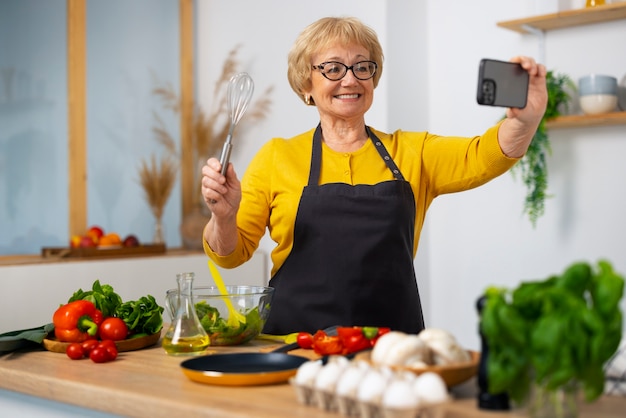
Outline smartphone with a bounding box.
[477,58,529,108]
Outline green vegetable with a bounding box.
[116,295,164,336]
[481,260,624,404]
[67,280,164,336]
[510,71,575,227]
[67,279,123,317]
[195,301,263,345]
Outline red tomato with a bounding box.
[341,334,371,354]
[337,327,363,340]
[312,331,343,355]
[81,339,99,355]
[296,332,314,349]
[89,340,118,363]
[66,343,85,360]
[89,347,112,363]
[98,339,118,360]
[98,317,128,341]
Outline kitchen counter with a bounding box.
[0,337,624,418]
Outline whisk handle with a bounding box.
[218,137,233,176]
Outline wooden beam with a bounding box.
[67,0,87,237]
[180,0,194,216]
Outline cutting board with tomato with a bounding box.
[42,332,161,353]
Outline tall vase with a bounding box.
[180,205,211,250]
[154,216,165,244]
[528,382,579,418]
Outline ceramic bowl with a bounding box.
[578,74,617,96]
[580,94,618,115]
[165,285,274,345]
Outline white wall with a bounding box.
[195,0,626,351]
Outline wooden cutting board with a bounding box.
[42,332,160,353]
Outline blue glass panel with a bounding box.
[0,0,68,255]
[87,0,180,246]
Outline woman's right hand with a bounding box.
[201,158,241,255]
[201,157,241,217]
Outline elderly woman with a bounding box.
[201,17,547,335]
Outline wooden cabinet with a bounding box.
[497,2,626,129]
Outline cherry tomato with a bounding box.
[89,346,112,363]
[81,339,99,355]
[296,332,314,349]
[88,340,118,363]
[66,343,85,360]
[98,339,118,360]
[98,317,128,341]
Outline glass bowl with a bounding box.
[165,285,274,346]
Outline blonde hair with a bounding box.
[287,17,384,105]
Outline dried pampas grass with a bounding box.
[138,154,178,222]
[151,44,273,207]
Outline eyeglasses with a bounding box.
[312,60,377,81]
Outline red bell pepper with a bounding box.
[53,300,103,342]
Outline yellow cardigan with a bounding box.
[204,122,517,276]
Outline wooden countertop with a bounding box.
[1,336,624,418]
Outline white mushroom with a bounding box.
[372,332,430,367]
[371,331,408,364]
[418,328,471,365]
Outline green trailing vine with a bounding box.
[511,71,575,227]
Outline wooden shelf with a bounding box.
[546,111,626,129]
[497,2,626,34]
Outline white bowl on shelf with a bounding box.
[579,94,618,115]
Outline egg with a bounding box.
[412,372,449,405]
[294,360,323,386]
[314,356,348,391]
[382,378,420,409]
[335,360,369,397]
[356,367,390,403]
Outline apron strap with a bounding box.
[308,124,406,185]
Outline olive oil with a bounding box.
[162,335,210,355]
[163,272,210,355]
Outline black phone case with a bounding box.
[477,59,529,109]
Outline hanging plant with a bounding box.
[511,71,575,227]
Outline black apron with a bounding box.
[263,125,424,335]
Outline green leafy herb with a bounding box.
[510,71,576,227]
[67,279,123,317]
[116,295,164,335]
[482,260,624,404]
[195,301,263,345]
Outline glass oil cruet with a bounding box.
[162,272,209,355]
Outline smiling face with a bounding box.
[307,43,375,124]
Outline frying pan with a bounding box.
[180,352,309,386]
[180,326,339,386]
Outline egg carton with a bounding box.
[290,379,446,418]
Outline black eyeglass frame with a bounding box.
[311,60,378,81]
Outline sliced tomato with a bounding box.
[337,327,363,340]
[312,331,343,355]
